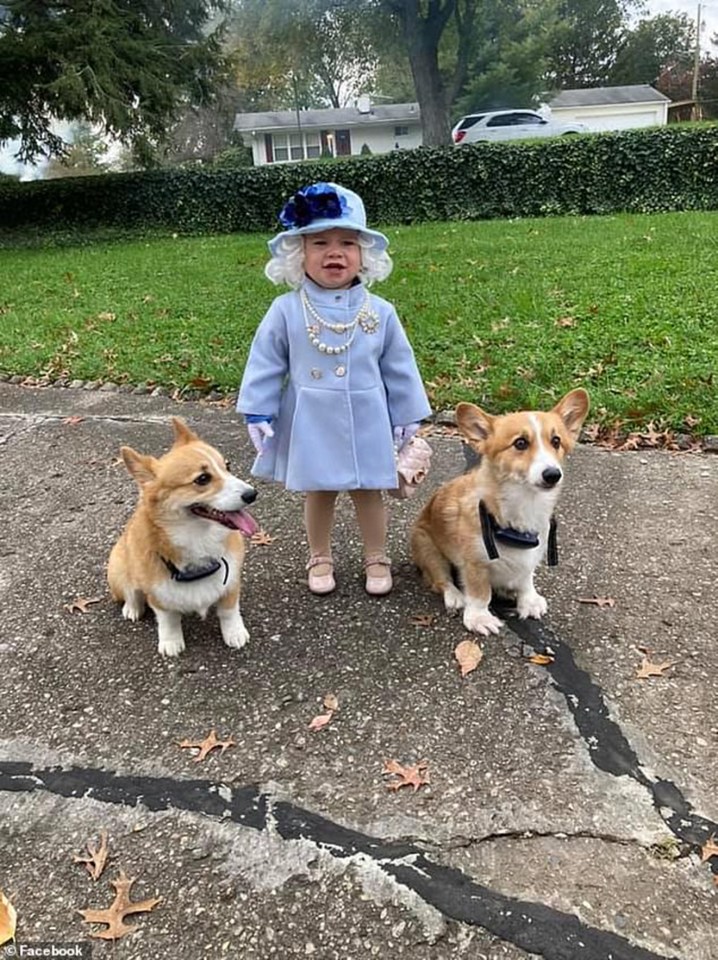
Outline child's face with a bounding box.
[303,228,362,289]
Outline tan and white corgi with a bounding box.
[411,389,589,636]
[107,418,259,657]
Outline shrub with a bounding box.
[2,124,718,236]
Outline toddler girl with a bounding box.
[237,182,431,595]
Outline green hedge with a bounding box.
[2,124,718,235]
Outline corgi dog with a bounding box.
[411,389,589,636]
[107,418,259,657]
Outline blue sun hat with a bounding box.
[268,182,388,255]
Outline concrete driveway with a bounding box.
[0,382,716,960]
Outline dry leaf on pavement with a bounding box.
[528,653,555,665]
[250,530,275,546]
[635,657,676,680]
[73,831,110,881]
[700,836,718,863]
[177,729,235,762]
[410,613,434,627]
[78,870,160,940]
[454,639,483,676]
[383,759,430,792]
[0,890,16,946]
[62,416,85,426]
[63,597,102,614]
[308,711,334,731]
[309,693,339,730]
[577,596,616,608]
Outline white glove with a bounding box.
[393,423,421,451]
[248,421,274,456]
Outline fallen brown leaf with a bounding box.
[454,639,483,676]
[528,653,555,666]
[73,831,110,881]
[62,416,84,426]
[383,759,430,792]
[177,729,235,762]
[250,529,275,546]
[410,613,434,627]
[577,596,616,608]
[64,596,102,614]
[308,711,334,731]
[78,870,160,940]
[635,657,676,680]
[323,693,339,712]
[700,835,718,863]
[0,890,16,946]
[555,316,576,327]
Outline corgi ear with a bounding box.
[171,417,199,446]
[120,446,158,486]
[456,402,494,445]
[553,389,590,441]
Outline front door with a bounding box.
[335,129,351,156]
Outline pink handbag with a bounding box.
[388,436,433,500]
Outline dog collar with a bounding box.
[479,501,558,566]
[162,557,230,584]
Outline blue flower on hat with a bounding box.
[279,183,348,229]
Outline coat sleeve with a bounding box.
[236,300,289,418]
[379,307,432,427]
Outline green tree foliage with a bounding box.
[228,0,377,109]
[543,0,640,88]
[656,56,718,121]
[609,13,694,85]
[451,0,554,116]
[0,0,230,162]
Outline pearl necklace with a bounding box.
[300,288,380,356]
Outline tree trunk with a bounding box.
[389,0,456,146]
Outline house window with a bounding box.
[306,132,320,158]
[267,131,322,163]
[395,125,409,137]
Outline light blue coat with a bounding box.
[237,279,431,491]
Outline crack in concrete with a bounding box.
[0,760,679,960]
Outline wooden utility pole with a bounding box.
[691,3,702,121]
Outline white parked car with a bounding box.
[452,110,588,144]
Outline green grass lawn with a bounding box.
[1,210,717,434]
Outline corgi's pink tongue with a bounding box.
[228,509,259,537]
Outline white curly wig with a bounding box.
[265,233,393,288]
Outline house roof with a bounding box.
[548,85,670,108]
[234,103,420,133]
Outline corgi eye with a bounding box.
[513,437,529,451]
[550,435,561,449]
[194,472,212,486]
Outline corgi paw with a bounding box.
[517,592,547,620]
[222,622,250,650]
[463,606,503,636]
[122,599,145,622]
[443,583,465,611]
[158,634,186,658]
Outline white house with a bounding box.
[547,84,670,132]
[233,99,422,166]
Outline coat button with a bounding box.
[334,364,346,377]
[311,368,322,379]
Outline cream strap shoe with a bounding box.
[363,554,392,596]
[306,555,336,595]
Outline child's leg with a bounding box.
[350,490,391,594]
[304,491,338,579]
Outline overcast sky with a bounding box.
[2,2,717,180]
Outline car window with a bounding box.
[486,114,515,127]
[513,113,544,125]
[458,115,485,131]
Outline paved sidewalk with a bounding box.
[0,382,716,960]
